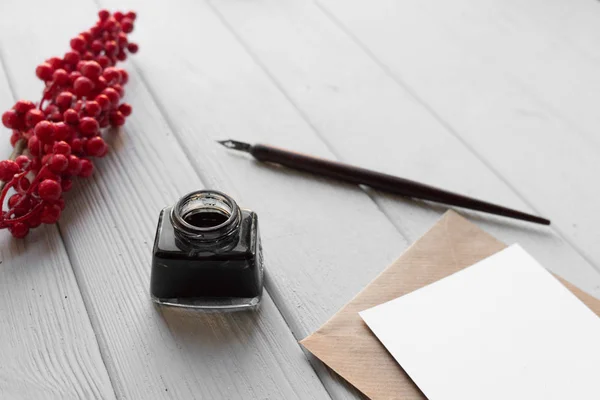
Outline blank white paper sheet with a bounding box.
[360,244,600,400]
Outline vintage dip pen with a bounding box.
[217,140,550,225]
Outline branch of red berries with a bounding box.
[0,10,138,238]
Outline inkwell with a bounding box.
[151,190,263,311]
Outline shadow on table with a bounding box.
[239,151,555,241]
[155,302,263,347]
[365,187,556,240]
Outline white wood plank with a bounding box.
[97,0,600,397]
[314,0,600,269]
[0,55,114,399]
[198,0,600,297]
[0,1,334,398]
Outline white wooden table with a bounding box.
[1,0,600,398]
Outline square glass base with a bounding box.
[151,294,261,312]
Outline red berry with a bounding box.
[66,155,82,175]
[15,155,30,169]
[46,57,62,70]
[103,18,117,32]
[127,43,139,54]
[79,117,99,136]
[103,88,120,105]
[48,154,69,173]
[118,103,132,116]
[8,194,22,208]
[61,178,73,192]
[36,63,54,81]
[70,35,87,52]
[113,84,124,97]
[0,160,20,181]
[69,71,82,84]
[98,9,110,21]
[9,222,29,238]
[84,101,101,117]
[79,31,93,43]
[55,92,74,110]
[90,25,102,37]
[30,158,41,172]
[39,169,60,183]
[121,18,134,33]
[64,51,80,66]
[40,203,61,224]
[95,76,108,92]
[52,69,70,86]
[73,76,94,96]
[38,179,62,201]
[85,137,107,157]
[70,138,84,154]
[54,122,72,142]
[97,143,109,157]
[27,214,42,228]
[105,41,118,56]
[97,55,111,68]
[116,50,127,61]
[109,111,125,126]
[91,40,104,54]
[102,67,120,83]
[117,33,128,47]
[28,136,41,155]
[34,121,55,143]
[79,158,94,177]
[125,11,137,20]
[14,100,35,114]
[43,104,59,117]
[118,69,129,84]
[53,141,71,156]
[63,109,79,125]
[2,110,19,129]
[113,11,124,21]
[25,109,45,128]
[10,131,21,147]
[8,194,31,217]
[81,61,102,80]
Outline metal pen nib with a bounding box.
[217,139,252,153]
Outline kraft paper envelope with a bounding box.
[300,210,600,400]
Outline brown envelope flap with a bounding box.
[301,211,600,400]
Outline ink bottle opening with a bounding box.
[151,190,263,311]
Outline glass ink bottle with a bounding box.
[151,190,263,311]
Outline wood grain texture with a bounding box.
[0,1,332,399]
[314,0,600,269]
[0,53,115,399]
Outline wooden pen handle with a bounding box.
[250,144,550,225]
